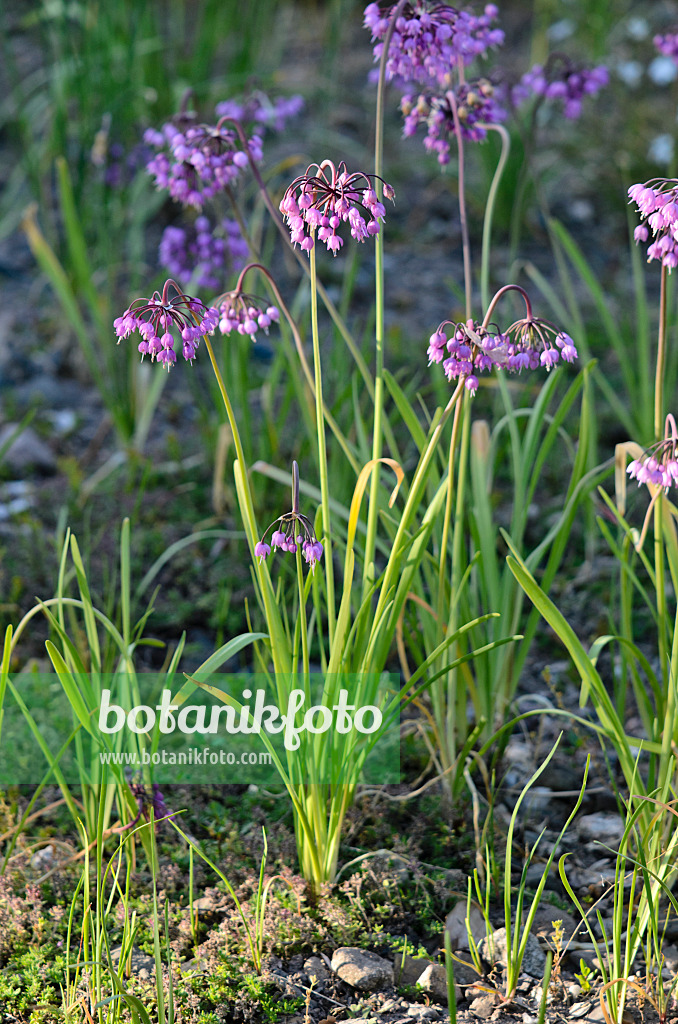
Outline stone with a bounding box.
[304,956,331,983]
[478,928,546,978]
[394,953,434,988]
[30,844,56,871]
[445,901,487,951]
[191,894,226,922]
[469,993,500,1019]
[0,424,55,474]
[406,1006,440,1020]
[577,812,625,844]
[110,946,155,982]
[529,905,582,942]
[331,947,394,991]
[416,964,449,1002]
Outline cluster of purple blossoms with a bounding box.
[402,79,506,162]
[364,2,504,86]
[124,780,171,828]
[280,161,395,254]
[114,281,219,369]
[254,466,324,572]
[217,291,280,344]
[215,92,305,132]
[145,116,263,210]
[159,215,248,291]
[255,528,324,571]
[654,32,678,63]
[511,58,609,119]
[429,316,577,395]
[628,416,678,493]
[629,179,678,270]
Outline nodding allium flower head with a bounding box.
[144,114,262,210]
[364,2,503,87]
[123,779,172,829]
[402,79,506,162]
[159,215,248,291]
[511,56,609,119]
[430,308,577,395]
[280,161,395,254]
[114,280,219,369]
[629,179,678,270]
[654,32,678,64]
[216,290,280,344]
[628,415,678,493]
[255,462,324,572]
[215,92,305,132]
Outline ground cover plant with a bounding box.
[4,1,678,1023]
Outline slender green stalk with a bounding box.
[373,379,465,627]
[362,0,407,590]
[437,398,465,629]
[480,123,511,311]
[309,244,336,646]
[447,86,472,319]
[655,264,668,443]
[654,266,669,737]
[226,117,374,394]
[202,334,291,675]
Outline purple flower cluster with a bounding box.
[217,291,280,344]
[280,161,395,254]
[429,316,577,395]
[254,518,324,571]
[114,281,219,369]
[364,2,504,85]
[654,32,678,63]
[215,92,305,132]
[402,78,505,162]
[145,117,263,209]
[255,462,324,572]
[159,215,249,291]
[629,179,678,270]
[628,416,678,493]
[255,531,324,570]
[511,59,609,119]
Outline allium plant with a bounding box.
[654,32,678,63]
[159,215,248,291]
[279,161,395,254]
[114,280,219,368]
[364,1,504,84]
[629,179,678,270]
[254,462,324,572]
[112,1,589,888]
[145,115,262,210]
[506,176,678,1023]
[511,56,609,120]
[402,79,506,163]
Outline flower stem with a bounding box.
[479,123,511,312]
[202,333,290,675]
[655,263,668,443]
[309,243,336,647]
[447,87,472,319]
[362,2,404,590]
[655,264,669,727]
